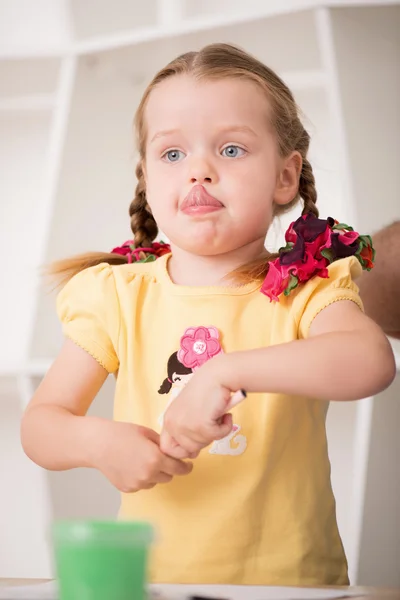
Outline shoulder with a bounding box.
[54,255,170,373]
[111,254,169,294]
[56,262,117,315]
[58,254,169,300]
[296,255,362,300]
[282,256,363,338]
[56,263,120,372]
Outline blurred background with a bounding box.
[0,0,399,587]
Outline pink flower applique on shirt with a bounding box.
[178,326,222,370]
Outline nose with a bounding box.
[187,154,218,185]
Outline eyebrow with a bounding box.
[150,125,258,143]
[150,129,180,142]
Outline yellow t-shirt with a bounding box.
[57,253,363,586]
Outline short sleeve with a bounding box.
[56,264,120,373]
[293,256,364,339]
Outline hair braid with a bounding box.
[129,162,158,248]
[299,158,318,218]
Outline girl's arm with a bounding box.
[357,221,400,339]
[217,300,396,401]
[160,301,395,456]
[21,339,109,470]
[22,339,192,491]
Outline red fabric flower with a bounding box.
[111,243,134,259]
[111,240,170,263]
[360,246,373,270]
[178,326,222,370]
[261,214,375,301]
[358,235,375,270]
[336,230,359,246]
[150,242,172,257]
[260,261,289,302]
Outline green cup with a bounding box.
[52,520,154,600]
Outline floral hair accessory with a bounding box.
[261,214,375,302]
[111,240,171,263]
[178,326,223,370]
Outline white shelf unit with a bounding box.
[1,0,399,586]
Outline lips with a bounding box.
[180,185,224,214]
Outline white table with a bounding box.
[0,580,399,600]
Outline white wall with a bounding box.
[0,0,70,56]
[0,378,52,577]
[330,5,400,233]
[357,376,400,587]
[47,377,119,523]
[330,6,400,584]
[0,114,51,366]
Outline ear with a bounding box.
[274,151,302,206]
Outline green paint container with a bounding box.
[52,520,154,600]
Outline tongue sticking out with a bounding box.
[181,185,224,213]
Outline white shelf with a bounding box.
[0,94,55,112]
[329,5,400,234]
[73,8,321,74]
[0,111,53,367]
[0,46,67,60]
[0,0,71,59]
[2,0,400,59]
[0,58,61,98]
[69,0,157,41]
[184,0,400,20]
[0,359,53,378]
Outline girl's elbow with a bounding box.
[20,408,40,463]
[20,411,33,459]
[381,348,397,389]
[370,338,397,394]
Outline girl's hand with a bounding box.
[160,365,246,458]
[91,420,193,493]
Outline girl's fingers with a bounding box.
[213,412,233,440]
[166,436,203,459]
[188,450,200,458]
[154,472,174,484]
[165,445,191,459]
[160,429,197,460]
[160,451,193,475]
[160,429,179,455]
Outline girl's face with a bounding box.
[144,75,300,257]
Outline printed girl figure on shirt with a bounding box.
[158,335,247,455]
[21,42,395,587]
[158,351,193,426]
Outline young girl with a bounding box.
[21,43,395,586]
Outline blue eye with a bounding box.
[163,149,185,163]
[221,145,246,158]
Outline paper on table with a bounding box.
[0,582,365,600]
[152,584,364,600]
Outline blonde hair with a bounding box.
[50,43,317,285]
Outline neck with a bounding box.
[168,238,267,286]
